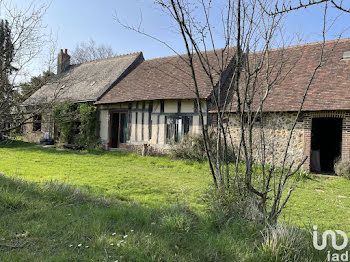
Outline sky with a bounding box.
[8,0,350,79]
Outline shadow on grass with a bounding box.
[0,140,131,157]
[0,175,276,262]
[0,175,328,262]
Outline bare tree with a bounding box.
[70,39,117,64]
[261,0,350,15]
[0,0,53,136]
[117,0,339,224]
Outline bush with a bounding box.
[77,103,99,148]
[53,102,99,148]
[52,101,77,144]
[169,133,207,161]
[204,186,266,229]
[170,132,235,162]
[294,170,311,181]
[334,160,350,179]
[261,223,320,262]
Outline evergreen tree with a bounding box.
[0,19,15,132]
[20,71,55,101]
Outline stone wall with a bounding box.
[227,112,305,168]
[22,112,54,143]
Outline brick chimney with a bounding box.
[57,49,70,74]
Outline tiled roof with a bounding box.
[221,38,350,112]
[23,52,143,105]
[96,48,235,104]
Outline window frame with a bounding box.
[32,114,42,132]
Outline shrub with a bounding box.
[261,223,317,262]
[169,133,207,161]
[294,170,311,181]
[170,132,235,162]
[53,102,99,148]
[334,160,350,179]
[52,101,77,144]
[204,186,266,229]
[78,103,99,148]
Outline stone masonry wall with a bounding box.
[22,113,54,143]
[228,112,305,169]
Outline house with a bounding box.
[216,38,350,173]
[95,49,234,151]
[23,38,350,173]
[22,49,144,142]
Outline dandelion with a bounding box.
[77,244,82,247]
[112,232,116,236]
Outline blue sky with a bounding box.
[10,0,350,76]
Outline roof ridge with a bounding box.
[269,37,350,52]
[71,51,143,66]
[143,47,235,62]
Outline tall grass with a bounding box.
[0,176,326,261]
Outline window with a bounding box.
[166,116,191,143]
[110,112,129,148]
[74,121,81,135]
[148,102,153,140]
[177,100,181,113]
[194,100,198,113]
[33,114,42,131]
[210,114,218,127]
[160,100,164,113]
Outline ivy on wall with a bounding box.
[77,103,99,147]
[52,101,99,148]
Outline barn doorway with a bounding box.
[109,112,128,148]
[310,118,342,173]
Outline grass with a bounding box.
[283,174,350,233]
[0,140,349,260]
[0,174,325,261]
[0,140,211,209]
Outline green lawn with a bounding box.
[283,175,350,233]
[0,140,349,261]
[0,140,211,209]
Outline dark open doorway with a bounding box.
[109,112,128,148]
[311,118,342,173]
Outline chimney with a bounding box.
[57,48,70,74]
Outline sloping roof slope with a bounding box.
[222,38,350,112]
[23,52,143,105]
[96,48,235,104]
